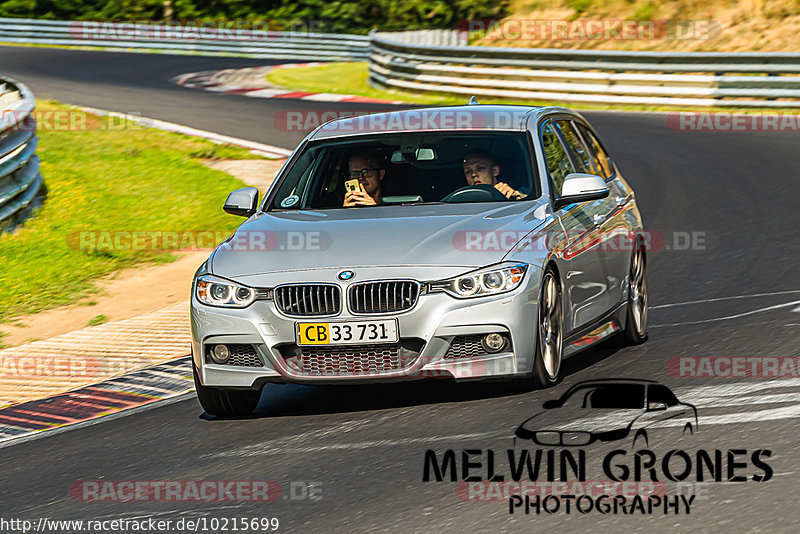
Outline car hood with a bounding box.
[517,408,644,434]
[210,201,548,278]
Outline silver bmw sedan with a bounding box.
[190,104,648,416]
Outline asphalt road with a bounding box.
[2,46,800,532]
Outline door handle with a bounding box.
[615,195,626,205]
[593,214,604,226]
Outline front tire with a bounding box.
[620,238,648,345]
[532,269,564,388]
[193,365,262,417]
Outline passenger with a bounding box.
[462,149,525,199]
[343,150,384,207]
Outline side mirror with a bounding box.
[553,173,609,210]
[542,399,560,409]
[647,401,667,411]
[223,187,259,217]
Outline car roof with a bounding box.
[307,104,576,141]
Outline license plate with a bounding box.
[296,319,399,345]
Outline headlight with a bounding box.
[195,274,257,308]
[432,263,528,298]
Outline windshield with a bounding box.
[561,384,646,409]
[267,132,537,211]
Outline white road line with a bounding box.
[211,378,800,456]
[693,392,800,409]
[699,404,800,426]
[651,299,800,328]
[673,378,800,399]
[301,93,347,102]
[651,289,800,310]
[244,88,294,98]
[212,404,800,455]
[78,105,293,158]
[138,369,193,383]
[209,430,510,458]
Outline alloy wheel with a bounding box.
[630,245,648,337]
[539,272,563,380]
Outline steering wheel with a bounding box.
[439,183,508,203]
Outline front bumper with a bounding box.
[191,266,541,388]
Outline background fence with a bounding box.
[0,76,43,233]
[0,18,370,60]
[2,18,799,107]
[369,31,800,108]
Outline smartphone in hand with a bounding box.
[345,179,362,193]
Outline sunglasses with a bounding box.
[348,168,380,179]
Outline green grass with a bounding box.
[87,314,108,327]
[0,100,254,323]
[267,61,800,113]
[267,62,467,106]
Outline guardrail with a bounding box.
[2,18,798,108]
[0,76,43,233]
[370,31,800,107]
[0,18,370,60]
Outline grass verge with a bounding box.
[0,100,254,323]
[267,62,466,105]
[266,61,800,113]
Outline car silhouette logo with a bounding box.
[337,270,355,281]
[515,379,698,448]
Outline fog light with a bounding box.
[211,344,230,364]
[481,333,507,353]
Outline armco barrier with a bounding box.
[0,18,370,60]
[369,31,800,108]
[1,18,798,110]
[0,76,43,233]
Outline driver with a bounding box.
[343,150,384,207]
[462,150,525,200]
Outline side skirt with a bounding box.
[563,302,627,358]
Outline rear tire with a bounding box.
[620,238,648,345]
[193,364,262,417]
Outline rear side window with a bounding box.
[576,124,613,179]
[648,385,679,407]
[556,120,593,174]
[541,123,574,196]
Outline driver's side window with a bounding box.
[542,122,574,197]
